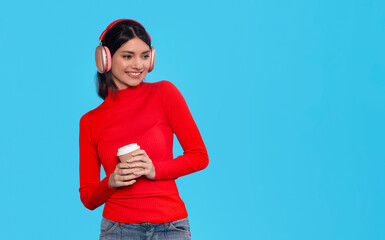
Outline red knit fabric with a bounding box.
[79,80,208,223]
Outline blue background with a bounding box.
[1,0,384,239]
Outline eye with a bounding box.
[143,55,150,59]
[123,55,132,59]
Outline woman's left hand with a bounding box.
[127,149,156,180]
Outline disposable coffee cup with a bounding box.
[117,143,140,163]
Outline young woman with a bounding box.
[79,19,209,240]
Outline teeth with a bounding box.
[128,72,141,76]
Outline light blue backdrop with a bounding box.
[0,0,384,239]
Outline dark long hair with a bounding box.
[96,20,151,100]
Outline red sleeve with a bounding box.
[79,114,116,210]
[153,80,209,180]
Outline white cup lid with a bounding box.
[117,143,140,156]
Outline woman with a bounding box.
[79,19,209,240]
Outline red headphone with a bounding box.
[95,19,156,73]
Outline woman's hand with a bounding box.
[127,149,156,180]
[108,162,142,188]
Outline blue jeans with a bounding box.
[99,217,191,240]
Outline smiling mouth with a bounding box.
[126,72,142,77]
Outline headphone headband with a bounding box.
[99,19,151,44]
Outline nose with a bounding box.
[132,57,142,70]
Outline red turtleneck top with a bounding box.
[79,80,209,223]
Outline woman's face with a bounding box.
[110,37,151,90]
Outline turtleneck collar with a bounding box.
[104,81,147,105]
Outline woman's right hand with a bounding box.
[108,162,141,188]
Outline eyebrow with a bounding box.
[121,50,151,54]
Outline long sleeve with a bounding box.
[78,114,116,210]
[153,81,209,180]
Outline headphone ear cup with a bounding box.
[95,46,112,73]
[104,46,112,72]
[148,47,156,72]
